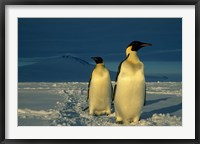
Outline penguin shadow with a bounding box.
[145,97,170,106]
[141,103,182,119]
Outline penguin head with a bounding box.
[91,57,104,64]
[126,41,152,55]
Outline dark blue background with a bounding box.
[18,18,182,80]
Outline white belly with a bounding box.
[114,62,145,122]
[89,69,112,113]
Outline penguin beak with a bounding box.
[91,57,98,63]
[140,43,152,47]
[91,57,97,61]
[91,57,104,64]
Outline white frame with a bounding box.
[5,5,195,139]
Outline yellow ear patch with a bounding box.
[126,46,132,56]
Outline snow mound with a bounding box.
[18,55,117,82]
[141,113,182,126]
[146,82,182,96]
[18,108,60,120]
[62,55,90,65]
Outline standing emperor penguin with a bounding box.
[88,57,113,116]
[114,41,152,124]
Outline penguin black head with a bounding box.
[91,57,103,64]
[128,41,152,51]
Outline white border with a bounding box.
[5,5,195,139]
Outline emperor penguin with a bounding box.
[88,57,113,116]
[114,41,152,124]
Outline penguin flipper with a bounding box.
[87,90,89,101]
[111,82,114,101]
[87,77,92,101]
[144,84,146,106]
[82,106,89,111]
[113,84,117,101]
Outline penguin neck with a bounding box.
[96,63,104,67]
[127,51,141,63]
[126,46,132,56]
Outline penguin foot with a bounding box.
[133,117,140,123]
[105,111,111,116]
[94,111,104,116]
[133,120,141,124]
[116,121,123,124]
[94,113,107,116]
[89,111,94,116]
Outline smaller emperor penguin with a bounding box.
[114,41,152,124]
[88,57,113,116]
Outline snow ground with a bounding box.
[18,82,182,126]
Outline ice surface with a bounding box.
[18,82,182,126]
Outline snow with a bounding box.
[18,82,182,126]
